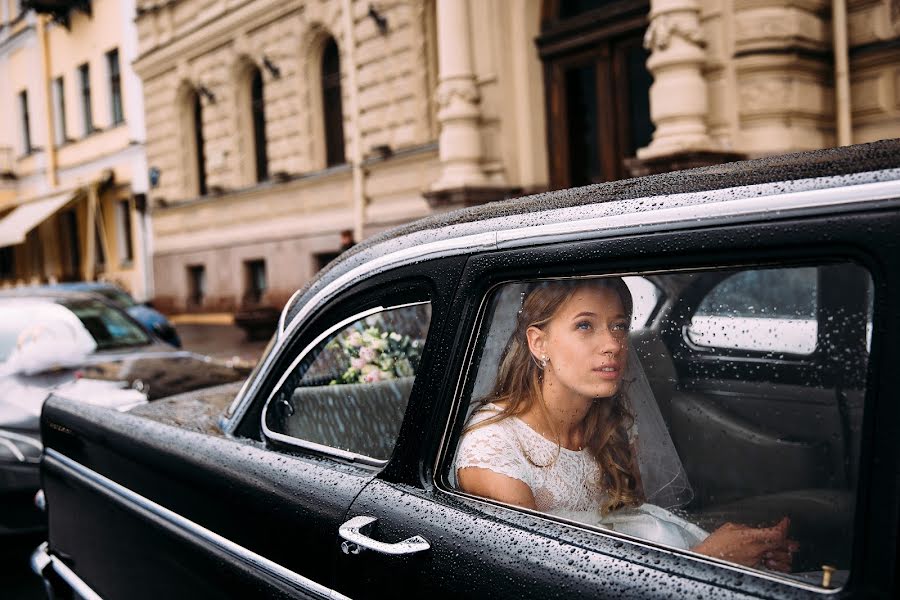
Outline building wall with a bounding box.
[0,0,151,298]
[137,0,900,314]
[137,0,452,313]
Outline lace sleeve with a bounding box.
[454,417,532,488]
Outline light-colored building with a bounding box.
[134,0,900,315]
[0,0,151,298]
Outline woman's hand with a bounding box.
[692,516,798,572]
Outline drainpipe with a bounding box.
[832,0,852,146]
[37,14,58,188]
[341,0,365,243]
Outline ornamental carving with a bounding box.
[643,14,706,52]
[435,79,480,109]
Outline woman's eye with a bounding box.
[576,321,592,330]
[611,321,629,333]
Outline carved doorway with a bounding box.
[537,0,653,188]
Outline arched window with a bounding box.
[192,90,208,196]
[537,0,654,187]
[321,38,345,167]
[250,66,269,182]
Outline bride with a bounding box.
[455,278,797,572]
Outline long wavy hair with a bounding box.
[468,278,643,515]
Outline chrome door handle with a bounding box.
[338,515,430,556]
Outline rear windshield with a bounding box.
[60,298,151,350]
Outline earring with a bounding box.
[540,354,549,368]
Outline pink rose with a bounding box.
[350,357,366,370]
[359,347,376,362]
[364,369,382,383]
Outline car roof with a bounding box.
[283,139,900,329]
[0,288,104,303]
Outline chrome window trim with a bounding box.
[44,449,350,600]
[224,175,900,432]
[432,274,844,596]
[31,541,104,600]
[260,301,431,467]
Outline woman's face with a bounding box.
[529,286,629,401]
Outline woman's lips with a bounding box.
[593,365,620,380]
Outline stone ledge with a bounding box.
[625,150,747,178]
[423,185,524,210]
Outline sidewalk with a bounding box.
[168,312,235,326]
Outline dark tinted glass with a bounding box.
[63,298,151,349]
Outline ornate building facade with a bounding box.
[0,0,152,297]
[132,0,900,314]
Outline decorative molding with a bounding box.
[643,13,705,52]
[625,150,746,178]
[434,78,480,109]
[739,78,793,112]
[422,185,521,209]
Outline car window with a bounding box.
[623,276,661,329]
[447,264,872,590]
[61,298,152,349]
[687,267,818,354]
[95,287,137,308]
[263,301,431,462]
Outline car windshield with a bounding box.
[59,298,151,350]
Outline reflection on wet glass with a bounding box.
[266,303,431,460]
[453,264,871,589]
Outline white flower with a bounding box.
[389,332,403,342]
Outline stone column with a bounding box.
[425,0,519,208]
[638,0,714,158]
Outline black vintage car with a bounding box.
[33,140,900,599]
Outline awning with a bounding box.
[0,191,78,249]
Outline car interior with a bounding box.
[453,264,870,585]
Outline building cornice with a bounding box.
[133,0,302,81]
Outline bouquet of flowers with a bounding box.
[329,324,421,384]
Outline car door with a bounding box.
[39,261,459,599]
[333,199,900,598]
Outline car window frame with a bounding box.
[430,249,882,596]
[260,300,432,467]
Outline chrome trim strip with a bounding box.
[31,541,104,600]
[260,301,429,466]
[45,449,351,600]
[495,178,900,249]
[224,175,900,430]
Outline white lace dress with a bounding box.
[454,403,709,549]
[454,403,607,512]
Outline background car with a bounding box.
[0,290,246,563]
[32,141,900,599]
[42,282,182,348]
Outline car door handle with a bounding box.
[338,515,430,556]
